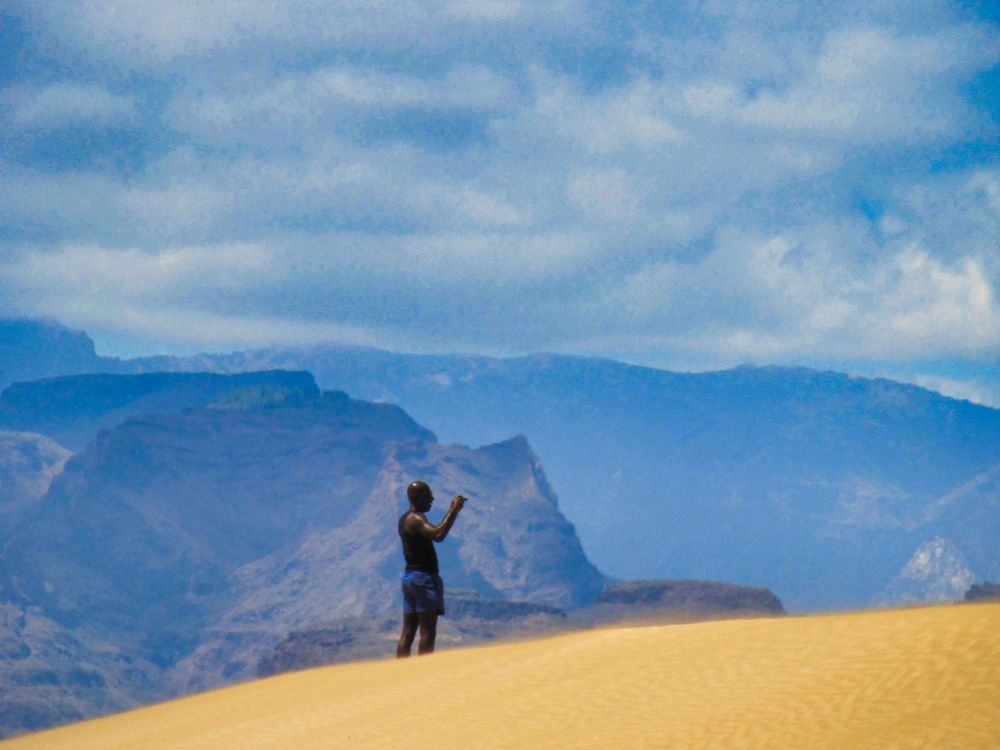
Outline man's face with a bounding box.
[414,490,433,512]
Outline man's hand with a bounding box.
[451,495,468,512]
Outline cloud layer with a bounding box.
[1,1,998,398]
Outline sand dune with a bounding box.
[5,603,999,749]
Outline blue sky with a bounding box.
[1,1,999,404]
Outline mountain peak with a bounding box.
[876,537,976,607]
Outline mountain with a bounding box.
[0,431,70,539]
[876,537,976,607]
[5,320,1000,610]
[0,320,124,391]
[121,345,1000,611]
[0,385,602,735]
[0,370,319,451]
[164,432,603,694]
[0,602,160,738]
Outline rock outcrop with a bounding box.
[0,319,120,391]
[963,581,1000,602]
[0,431,70,539]
[876,537,976,606]
[578,579,785,625]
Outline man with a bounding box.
[396,480,467,657]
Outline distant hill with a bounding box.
[4,319,999,611]
[0,385,602,735]
[0,319,124,390]
[875,537,976,607]
[119,345,1000,611]
[0,370,319,451]
[581,579,785,625]
[963,581,1000,602]
[0,601,160,737]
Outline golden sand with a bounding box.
[5,603,999,749]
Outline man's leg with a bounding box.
[397,612,418,658]
[417,611,438,655]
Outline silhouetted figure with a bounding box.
[396,480,466,657]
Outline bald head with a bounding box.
[407,480,433,510]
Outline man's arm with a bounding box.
[405,496,467,542]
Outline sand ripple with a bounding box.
[4,603,998,749]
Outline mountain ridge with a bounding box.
[3,318,999,610]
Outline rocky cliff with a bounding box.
[0,319,121,391]
[0,431,70,539]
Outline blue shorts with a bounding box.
[402,570,445,616]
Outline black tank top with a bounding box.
[399,511,439,574]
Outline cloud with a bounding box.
[1,0,998,376]
[5,243,278,300]
[597,220,1000,361]
[18,0,584,68]
[907,375,1000,409]
[3,82,137,131]
[0,242,378,348]
[680,24,1000,141]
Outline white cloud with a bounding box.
[882,249,999,352]
[6,243,278,298]
[389,230,597,280]
[0,166,131,232]
[2,0,999,376]
[62,303,377,350]
[906,374,1000,409]
[443,0,523,21]
[599,221,1000,361]
[24,1,408,64]
[165,63,518,152]
[3,82,137,130]
[20,0,584,67]
[679,24,1000,141]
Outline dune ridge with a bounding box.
[4,603,998,749]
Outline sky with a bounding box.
[1,1,999,405]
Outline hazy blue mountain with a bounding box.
[0,319,125,391]
[0,370,319,451]
[0,386,602,734]
[0,601,160,740]
[166,432,602,693]
[0,431,70,539]
[875,537,975,607]
[124,346,1000,611]
[5,320,999,611]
